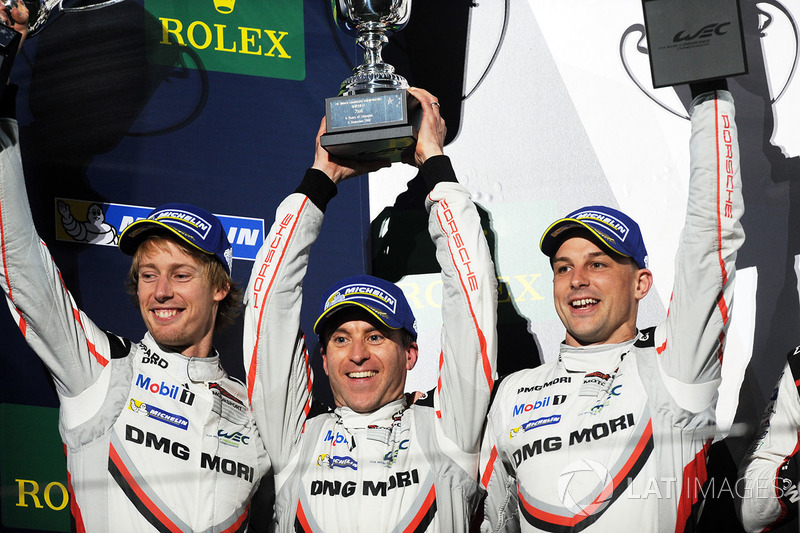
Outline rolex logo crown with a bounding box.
[213,0,235,14]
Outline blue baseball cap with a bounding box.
[539,205,649,269]
[119,203,233,275]
[313,275,418,340]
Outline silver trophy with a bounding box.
[3,0,125,37]
[320,0,421,163]
[0,0,124,87]
[4,0,65,37]
[335,0,411,94]
[2,0,56,37]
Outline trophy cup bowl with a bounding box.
[3,0,58,36]
[0,0,60,90]
[333,0,411,38]
[333,0,411,94]
[0,0,126,89]
[321,0,421,162]
[4,0,127,37]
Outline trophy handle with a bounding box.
[332,0,357,36]
[25,0,60,37]
[61,0,125,12]
[619,23,689,120]
[757,0,799,105]
[25,0,126,37]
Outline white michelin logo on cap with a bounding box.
[574,211,629,240]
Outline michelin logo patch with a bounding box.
[509,415,561,439]
[129,399,189,430]
[55,199,264,261]
[148,208,213,240]
[323,283,398,313]
[573,210,630,241]
[317,454,358,470]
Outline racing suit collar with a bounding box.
[336,396,407,425]
[141,333,227,383]
[558,334,637,374]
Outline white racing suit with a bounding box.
[0,88,269,532]
[244,157,497,531]
[737,347,800,532]
[479,91,743,532]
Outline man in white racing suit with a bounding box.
[0,9,269,530]
[737,346,800,532]
[243,87,498,531]
[480,82,743,532]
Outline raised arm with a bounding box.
[243,168,331,473]
[657,87,744,393]
[414,87,498,453]
[0,87,115,401]
[737,348,800,532]
[244,118,387,472]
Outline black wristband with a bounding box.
[419,155,457,192]
[295,168,338,213]
[689,79,728,99]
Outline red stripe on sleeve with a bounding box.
[434,204,494,393]
[481,446,498,489]
[247,200,306,402]
[713,97,729,286]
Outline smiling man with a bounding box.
[122,218,233,358]
[0,5,271,530]
[0,194,271,529]
[0,24,270,530]
[547,213,651,348]
[244,87,497,531]
[316,301,417,414]
[480,82,744,532]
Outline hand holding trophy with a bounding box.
[2,0,125,37]
[320,0,423,163]
[0,0,31,88]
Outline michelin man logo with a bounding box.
[324,291,346,311]
[129,399,148,415]
[557,459,613,516]
[58,200,119,245]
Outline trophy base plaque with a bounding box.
[642,0,747,88]
[321,89,422,162]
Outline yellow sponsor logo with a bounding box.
[213,0,235,14]
[146,0,304,80]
